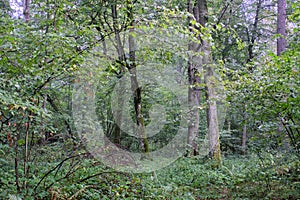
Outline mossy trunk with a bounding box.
[199,0,222,167]
[186,0,201,156]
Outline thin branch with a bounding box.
[33,154,83,192]
[216,1,231,25]
[77,171,125,183]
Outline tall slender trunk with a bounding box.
[111,3,125,146]
[277,0,288,149]
[187,0,201,156]
[128,65,149,155]
[15,144,20,193]
[242,104,247,153]
[277,0,286,55]
[23,0,30,22]
[198,0,222,166]
[204,53,221,165]
[23,115,30,189]
[127,1,149,156]
[246,0,262,64]
[187,68,200,156]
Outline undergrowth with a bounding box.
[1,147,299,199]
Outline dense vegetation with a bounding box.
[0,0,299,199]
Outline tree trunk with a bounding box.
[242,123,247,153]
[187,0,201,156]
[199,0,222,166]
[111,3,125,146]
[277,0,287,147]
[127,1,149,157]
[112,85,124,145]
[241,104,247,154]
[187,64,200,156]
[246,0,262,63]
[277,0,286,55]
[204,56,221,165]
[23,0,30,22]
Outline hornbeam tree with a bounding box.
[187,0,201,156]
[199,0,221,165]
[277,0,287,55]
[187,0,221,165]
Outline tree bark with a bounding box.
[276,0,288,148]
[111,3,125,146]
[204,53,221,165]
[187,64,200,156]
[23,0,30,22]
[198,0,222,166]
[187,0,201,156]
[245,0,262,66]
[277,0,286,55]
[127,1,149,156]
[242,104,247,154]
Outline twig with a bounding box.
[68,185,96,200]
[77,171,125,183]
[34,154,82,192]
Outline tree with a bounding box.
[277,0,287,55]
[85,0,150,155]
[199,0,221,165]
[23,0,30,22]
[187,0,201,156]
[213,0,281,153]
[0,0,93,194]
[127,0,150,156]
[186,0,222,163]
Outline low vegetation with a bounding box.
[1,145,299,199]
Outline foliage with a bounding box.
[1,152,299,199]
[0,0,300,199]
[143,154,299,199]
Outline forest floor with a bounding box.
[1,146,299,199]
